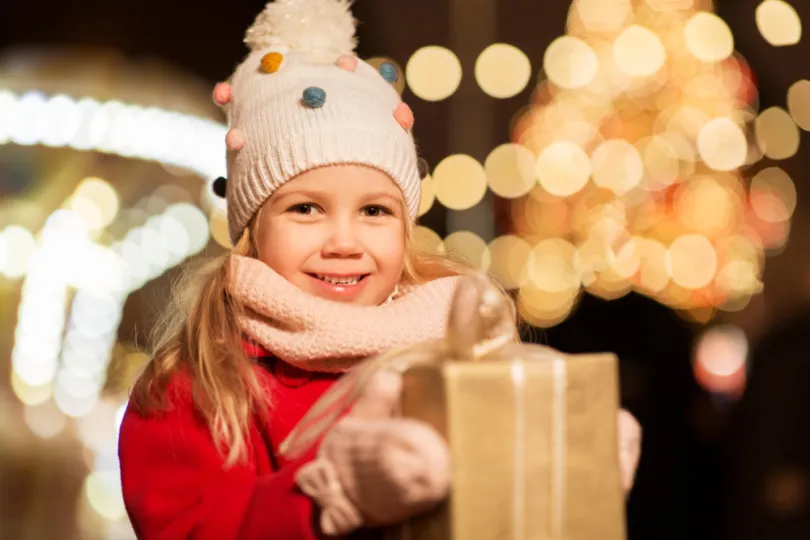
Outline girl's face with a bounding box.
[254,164,407,306]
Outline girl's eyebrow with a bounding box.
[271,189,323,204]
[361,193,401,204]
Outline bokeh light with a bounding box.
[693,325,748,398]
[484,143,536,199]
[443,231,490,270]
[413,225,443,254]
[432,154,488,210]
[756,0,802,46]
[209,208,232,249]
[590,139,643,195]
[750,167,796,223]
[697,118,748,171]
[787,79,810,130]
[475,44,532,99]
[668,234,718,289]
[405,46,463,102]
[418,174,436,217]
[612,25,666,77]
[0,225,37,279]
[684,12,735,63]
[543,36,599,89]
[488,235,532,289]
[536,141,591,197]
[755,106,800,160]
[572,0,632,34]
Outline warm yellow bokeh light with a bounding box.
[636,238,671,293]
[588,265,632,301]
[484,143,536,199]
[405,46,463,102]
[716,259,763,298]
[0,225,36,279]
[756,0,802,47]
[645,0,695,11]
[71,177,120,230]
[11,371,52,406]
[418,175,436,217]
[573,0,632,33]
[668,234,718,289]
[750,167,797,223]
[75,178,119,220]
[488,235,532,289]
[443,230,490,270]
[755,106,800,160]
[85,472,126,521]
[639,136,680,189]
[613,25,667,77]
[209,209,232,249]
[535,141,591,197]
[611,238,641,280]
[68,196,105,232]
[475,43,532,99]
[543,36,599,89]
[676,177,738,234]
[521,190,571,237]
[696,117,748,171]
[432,154,488,210]
[787,80,810,131]
[528,238,581,293]
[518,282,578,328]
[684,12,735,63]
[413,226,444,254]
[591,139,644,195]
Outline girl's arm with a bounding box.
[119,395,320,540]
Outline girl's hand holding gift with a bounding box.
[296,371,451,536]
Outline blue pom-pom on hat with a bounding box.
[302,86,327,108]
[379,62,398,83]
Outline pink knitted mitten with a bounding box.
[617,409,641,494]
[295,372,451,537]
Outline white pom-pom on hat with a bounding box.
[245,0,357,54]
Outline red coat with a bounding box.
[119,342,372,539]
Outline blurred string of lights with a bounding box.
[0,0,805,532]
[7,179,210,527]
[0,55,218,530]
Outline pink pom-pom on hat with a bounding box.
[213,82,233,106]
[226,128,246,151]
[335,55,358,72]
[394,102,414,131]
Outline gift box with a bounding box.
[282,274,626,540]
[383,346,626,540]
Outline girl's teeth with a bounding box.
[316,274,361,285]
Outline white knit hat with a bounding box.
[212,0,422,243]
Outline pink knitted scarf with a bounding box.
[226,255,461,372]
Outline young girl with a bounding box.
[119,1,641,538]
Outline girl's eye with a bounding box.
[288,203,316,215]
[362,205,392,217]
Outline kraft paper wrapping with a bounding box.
[385,346,626,540]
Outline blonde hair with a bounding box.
[130,216,515,466]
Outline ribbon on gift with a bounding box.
[279,272,517,460]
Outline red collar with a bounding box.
[242,339,271,359]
